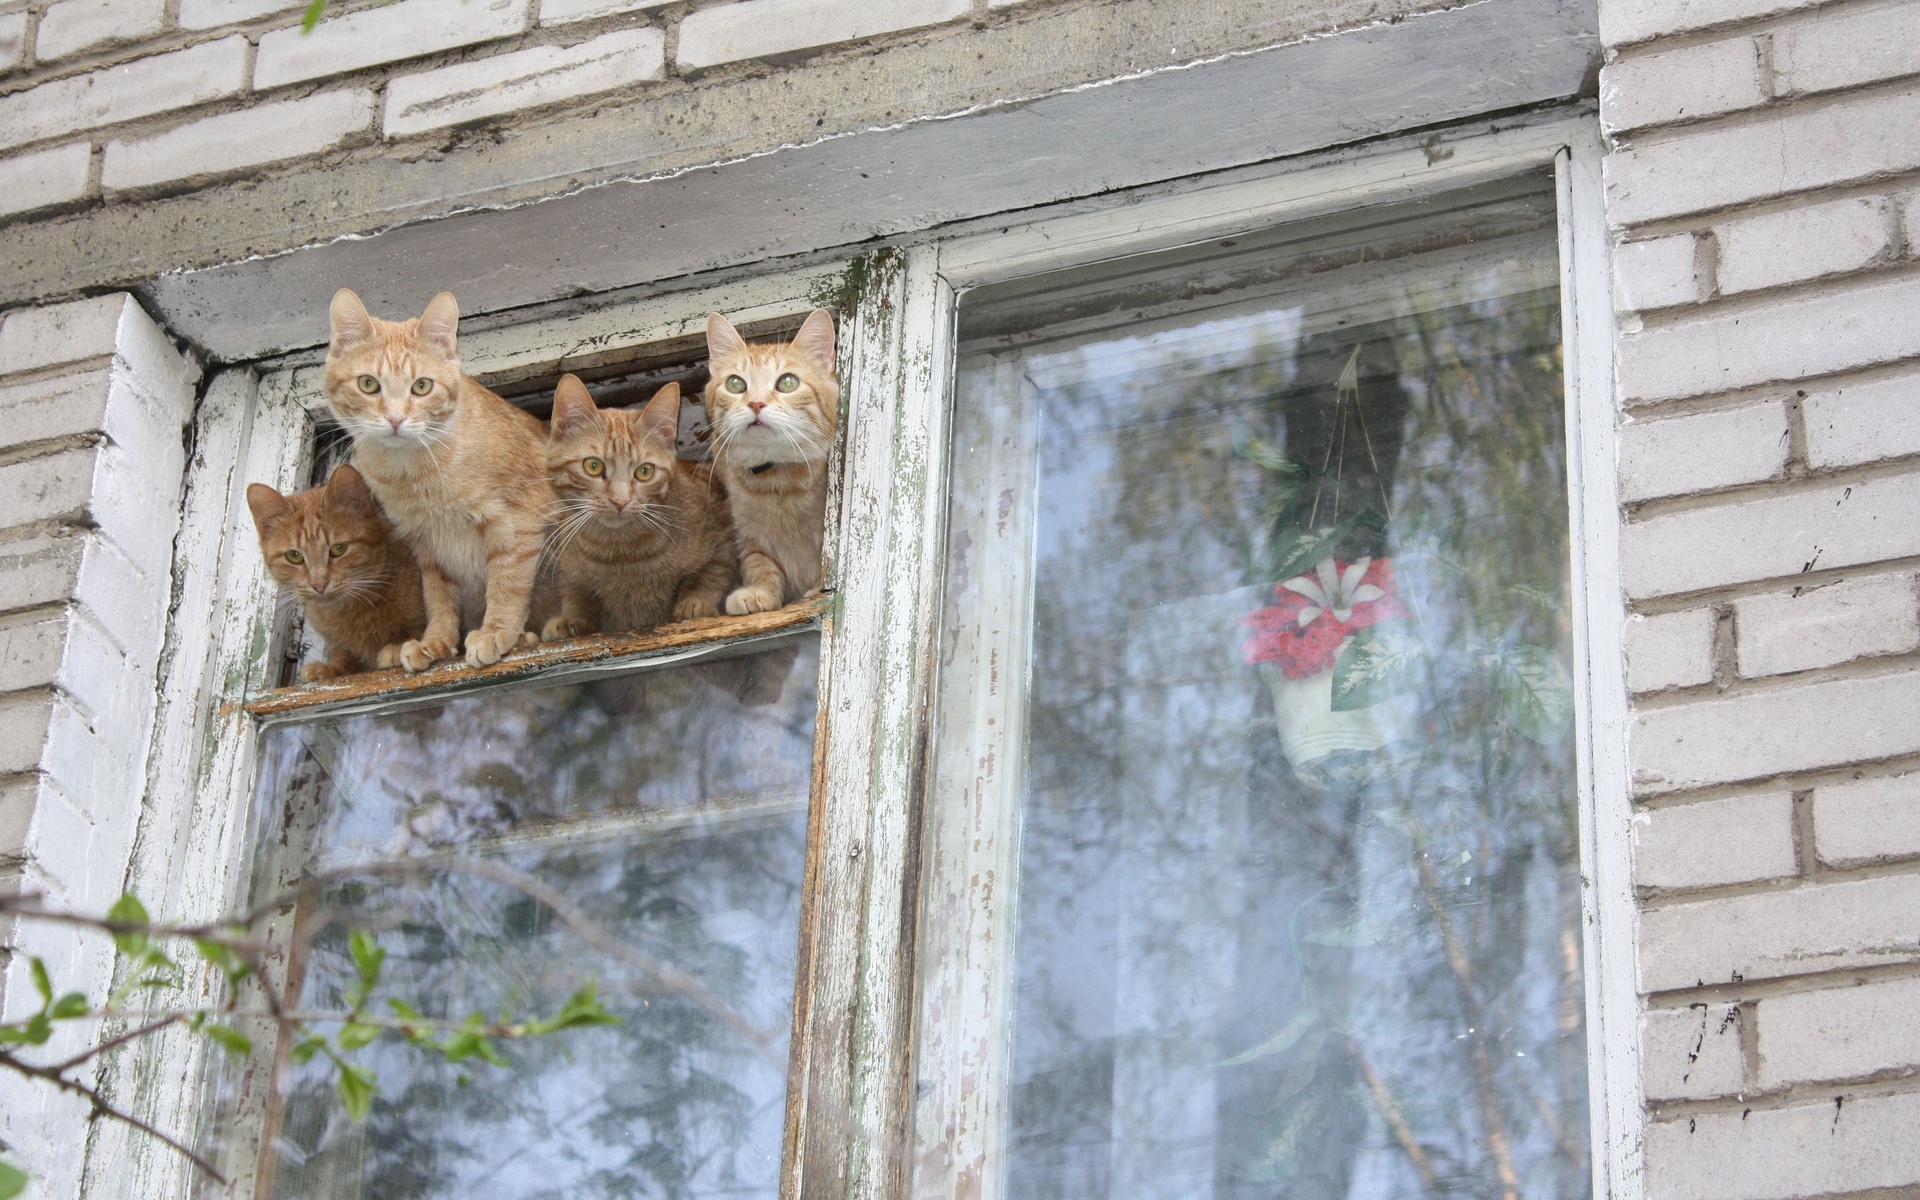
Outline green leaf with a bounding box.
[1214,1011,1318,1068]
[337,1021,380,1052]
[289,1035,327,1066]
[1329,620,1427,712]
[18,1014,52,1046]
[387,998,424,1020]
[106,894,151,956]
[349,932,385,996]
[299,0,327,30]
[336,1061,376,1121]
[1237,436,1302,475]
[29,958,51,1006]
[1496,644,1575,744]
[540,983,619,1033]
[194,938,251,982]
[202,1022,254,1059]
[0,1158,27,1200]
[49,992,90,1020]
[1269,523,1351,582]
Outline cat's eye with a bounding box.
[356,375,380,394]
[328,542,348,558]
[634,463,656,481]
[774,373,801,393]
[583,457,605,477]
[724,375,748,394]
[410,377,433,396]
[284,549,304,564]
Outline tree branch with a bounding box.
[0,1050,227,1186]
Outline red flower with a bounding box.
[1242,556,1405,678]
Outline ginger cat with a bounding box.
[543,376,737,638]
[702,309,838,614]
[324,289,556,671]
[247,464,426,682]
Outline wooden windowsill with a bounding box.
[239,597,826,720]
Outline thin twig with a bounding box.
[40,1015,183,1074]
[0,1050,227,1186]
[1341,1035,1439,1195]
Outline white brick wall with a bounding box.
[253,0,530,89]
[383,28,664,137]
[0,36,249,153]
[0,143,92,219]
[102,89,376,192]
[677,0,971,71]
[0,296,196,1173]
[33,0,167,62]
[1602,0,1920,1191]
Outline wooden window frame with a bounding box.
[95,106,1633,1200]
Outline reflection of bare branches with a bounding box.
[1339,1034,1438,1195]
[1412,847,1522,1200]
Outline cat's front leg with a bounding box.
[468,517,543,666]
[673,550,736,622]
[301,651,358,683]
[725,549,786,615]
[400,562,462,672]
[542,585,601,642]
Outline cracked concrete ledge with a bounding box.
[7,0,1599,359]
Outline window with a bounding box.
[124,113,1628,1200]
[918,175,1587,1199]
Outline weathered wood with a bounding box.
[241,600,825,720]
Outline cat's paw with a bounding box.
[465,627,524,667]
[541,615,595,642]
[724,585,782,616]
[673,596,720,622]
[301,661,348,683]
[374,643,405,669]
[400,637,457,673]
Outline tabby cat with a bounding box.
[324,289,556,671]
[247,463,426,682]
[702,309,838,614]
[544,376,737,638]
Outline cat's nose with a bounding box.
[387,416,406,433]
[747,400,767,414]
[311,577,330,594]
[609,496,628,511]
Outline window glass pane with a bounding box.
[204,636,817,1200]
[928,177,1588,1200]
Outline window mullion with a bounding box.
[788,247,954,1200]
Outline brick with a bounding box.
[1604,86,1920,226]
[0,12,24,72]
[1601,0,1817,47]
[1617,402,1787,502]
[0,449,96,534]
[1635,792,1796,889]
[1621,474,1920,600]
[0,369,110,450]
[1772,2,1920,97]
[254,0,530,89]
[0,294,127,377]
[1644,1090,1920,1200]
[676,0,971,71]
[0,535,81,616]
[0,774,35,860]
[0,143,91,219]
[1757,975,1920,1088]
[103,89,376,192]
[1623,608,1716,693]
[1735,573,1918,677]
[33,0,166,62]
[1613,233,1700,313]
[1714,197,1892,296]
[383,28,664,138]
[1630,668,1920,795]
[1803,367,1920,470]
[1639,873,1920,992]
[1617,273,1920,404]
[0,441,181,579]
[178,0,304,28]
[1600,36,1763,133]
[1815,772,1920,867]
[0,613,67,693]
[0,691,50,775]
[0,36,249,153]
[538,0,669,26]
[1642,1002,1745,1100]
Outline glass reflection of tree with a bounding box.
[260,645,814,1200]
[1010,268,1584,1200]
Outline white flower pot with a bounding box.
[1258,647,1415,790]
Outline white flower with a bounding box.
[1281,556,1386,628]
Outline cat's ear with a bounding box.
[794,309,836,374]
[329,289,374,353]
[706,312,748,364]
[639,382,681,444]
[325,463,376,513]
[418,292,460,358]
[549,374,600,438]
[246,483,291,533]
